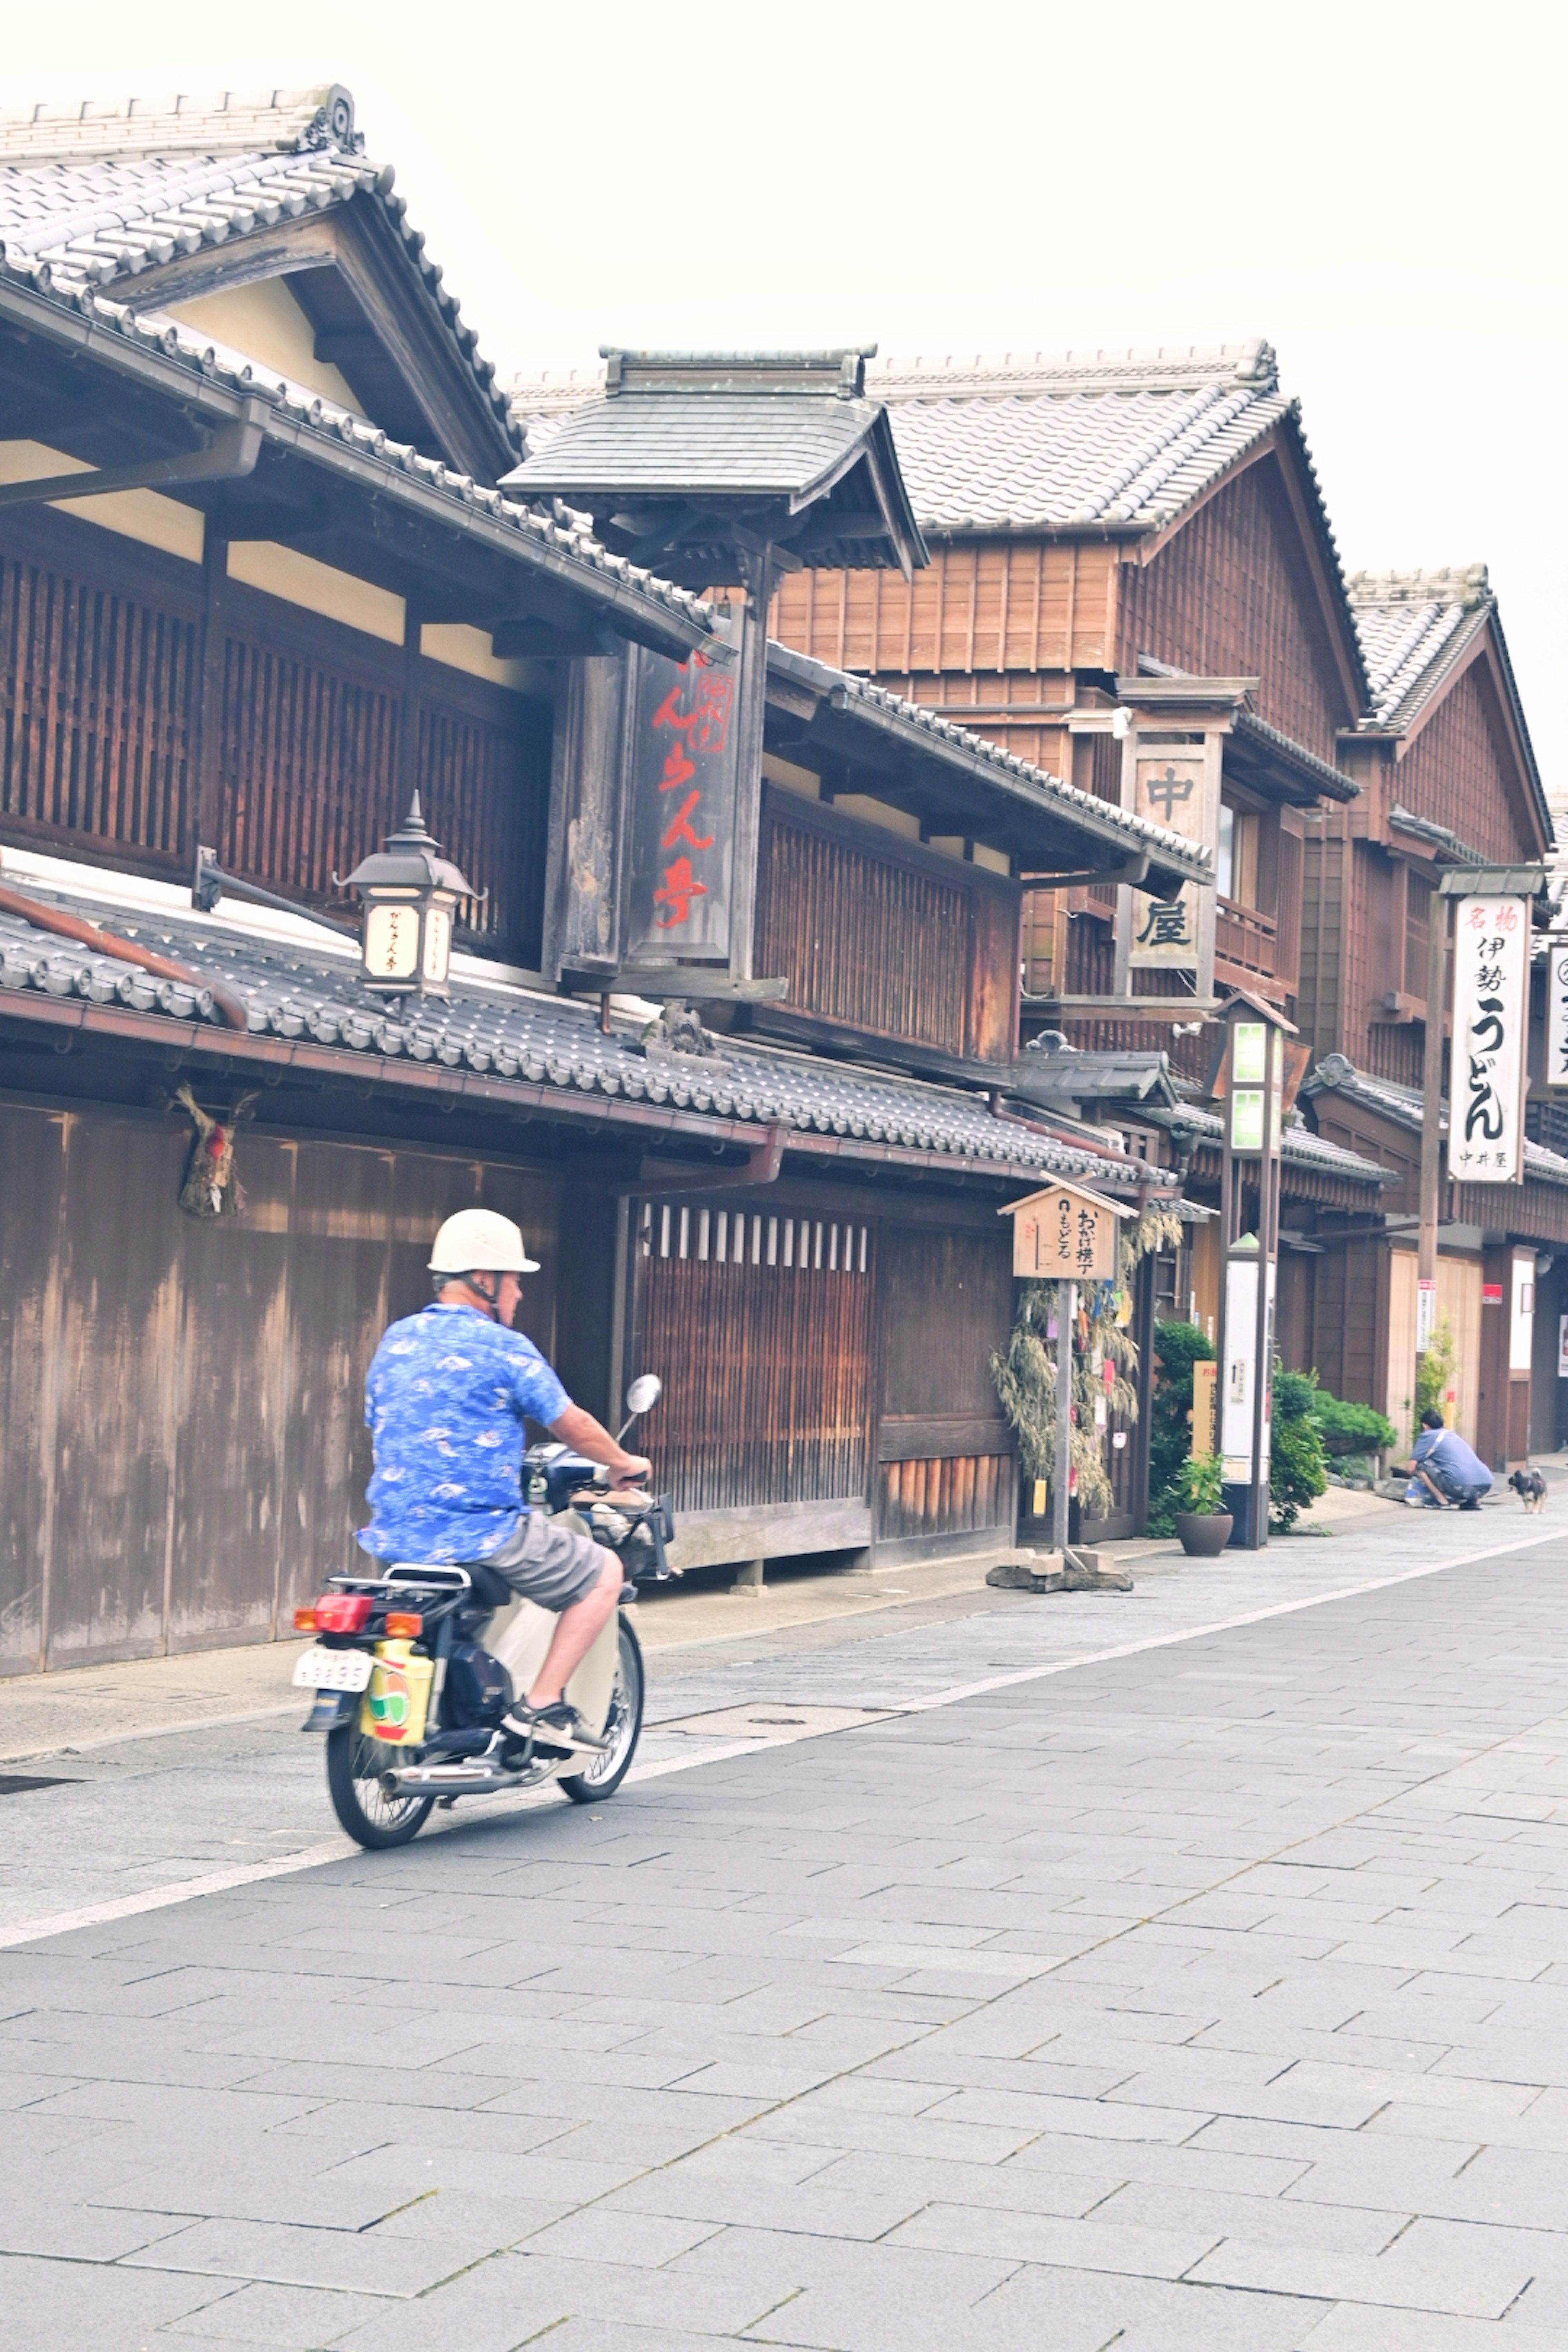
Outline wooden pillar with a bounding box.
[190,532,229,879]
[1053,1280,1076,1555]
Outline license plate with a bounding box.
[292,1646,374,1692]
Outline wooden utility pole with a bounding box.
[1053,1281,1076,1557]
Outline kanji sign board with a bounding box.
[1000,1180,1127,1281]
[1127,751,1209,973]
[1448,896,1529,1184]
[1546,939,1568,1089]
[624,629,741,965]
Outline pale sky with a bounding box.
[5,0,1564,815]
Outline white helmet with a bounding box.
[428,1208,540,1276]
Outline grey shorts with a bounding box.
[480,1510,610,1611]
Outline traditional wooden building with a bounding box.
[757,341,1367,1033]
[754,348,1560,1464]
[0,98,1205,1673]
[1287,568,1559,1466]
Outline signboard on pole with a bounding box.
[1547,939,1568,1089]
[1417,1276,1436,1355]
[1448,896,1529,1184]
[1126,752,1209,974]
[1000,1182,1127,1282]
[624,636,740,965]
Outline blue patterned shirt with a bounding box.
[358,1303,572,1563]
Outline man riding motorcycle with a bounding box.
[359,1208,651,1755]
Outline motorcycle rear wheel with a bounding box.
[561,1616,644,1803]
[326,1722,435,1849]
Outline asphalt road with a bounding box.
[3,1505,1567,2350]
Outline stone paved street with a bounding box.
[4,1509,1568,2349]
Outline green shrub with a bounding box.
[1270,1410,1327,1531]
[1147,1321,1215,1534]
[1311,1392,1396,1457]
[1175,1452,1226,1515]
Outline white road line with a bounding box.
[3,1526,1559,1952]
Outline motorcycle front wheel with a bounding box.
[325,1722,435,1849]
[561,1616,644,1804]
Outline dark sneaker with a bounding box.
[502,1701,610,1755]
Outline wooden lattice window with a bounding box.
[0,546,196,865]
[633,1201,873,1512]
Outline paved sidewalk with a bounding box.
[2,1506,1568,2347]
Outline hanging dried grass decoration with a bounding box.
[174,1083,257,1218]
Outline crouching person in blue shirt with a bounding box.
[1404,1408,1493,1512]
[358,1209,652,1755]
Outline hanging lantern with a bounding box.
[339,795,476,998]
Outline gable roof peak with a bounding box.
[0,85,360,167]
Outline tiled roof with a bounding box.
[0,84,518,450]
[516,340,1291,535]
[1347,568,1551,847]
[1136,1098,1394,1189]
[513,390,880,501]
[1347,567,1492,730]
[767,644,1210,885]
[1303,1054,1568,1189]
[0,883,1174,1189]
[0,261,717,646]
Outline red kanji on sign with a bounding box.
[653,856,707,928]
[660,790,715,853]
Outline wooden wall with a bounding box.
[1119,456,1352,763]
[772,539,1119,686]
[755,790,1019,1069]
[875,1223,1015,1550]
[1393,657,1539,866]
[0,508,553,967]
[0,1096,561,1676]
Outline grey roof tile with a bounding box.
[768,643,1210,880]
[1303,1054,1568,1188]
[0,889,1173,1190]
[1347,566,1492,730]
[0,84,517,448]
[509,392,880,500]
[1135,1098,1394,1188]
[0,258,717,643]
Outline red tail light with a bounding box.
[315,1593,374,1633]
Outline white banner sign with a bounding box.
[1547,940,1568,1089]
[1449,896,1529,1185]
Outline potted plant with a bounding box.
[1174,1452,1234,1556]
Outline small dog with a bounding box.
[1508,1468,1547,1514]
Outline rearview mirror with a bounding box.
[625,1374,662,1417]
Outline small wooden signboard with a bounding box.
[1000,1180,1127,1282]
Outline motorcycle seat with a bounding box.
[464,1559,517,1611]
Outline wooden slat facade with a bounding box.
[755,789,1019,1069]
[632,1201,874,1515]
[0,1097,561,1674]
[0,510,554,967]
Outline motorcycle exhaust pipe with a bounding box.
[381,1762,514,1797]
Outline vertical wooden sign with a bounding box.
[1546,939,1568,1089]
[623,632,740,965]
[1449,896,1529,1183]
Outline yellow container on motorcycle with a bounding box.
[359,1638,433,1746]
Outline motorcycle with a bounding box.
[291,1375,674,1850]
